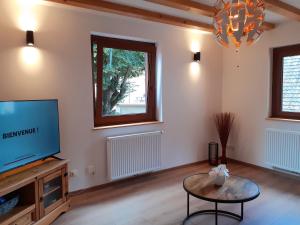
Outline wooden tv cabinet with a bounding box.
[0,159,70,225]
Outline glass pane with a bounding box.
[44,188,62,208]
[92,43,98,101]
[282,55,300,112]
[102,48,148,116]
[43,176,62,194]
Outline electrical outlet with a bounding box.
[69,169,79,177]
[87,165,96,175]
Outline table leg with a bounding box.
[241,202,244,221]
[215,202,218,225]
[187,193,190,217]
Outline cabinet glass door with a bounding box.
[39,169,66,217]
[43,175,63,208]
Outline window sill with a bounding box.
[266,117,300,123]
[93,121,163,130]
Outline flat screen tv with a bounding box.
[0,100,60,174]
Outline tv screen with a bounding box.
[0,100,60,173]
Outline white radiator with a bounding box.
[266,129,300,173]
[107,131,162,180]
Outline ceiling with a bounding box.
[45,0,300,33]
[105,0,299,24]
[282,0,300,8]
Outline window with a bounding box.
[91,35,156,127]
[272,44,300,119]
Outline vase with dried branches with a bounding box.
[214,112,235,164]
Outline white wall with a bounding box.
[222,21,300,167]
[0,0,223,191]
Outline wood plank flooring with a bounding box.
[53,162,300,225]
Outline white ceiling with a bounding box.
[282,0,300,8]
[106,0,213,24]
[107,0,299,25]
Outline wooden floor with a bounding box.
[53,162,300,225]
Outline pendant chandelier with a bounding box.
[213,0,265,48]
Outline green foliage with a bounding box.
[92,44,98,83]
[92,45,146,115]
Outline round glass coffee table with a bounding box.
[183,173,260,225]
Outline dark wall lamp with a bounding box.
[26,30,34,46]
[193,52,201,62]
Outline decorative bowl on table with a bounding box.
[0,195,20,216]
[214,174,227,186]
[209,164,229,186]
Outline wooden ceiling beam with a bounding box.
[146,0,275,31]
[263,21,276,30]
[145,0,215,17]
[264,0,300,21]
[46,0,213,32]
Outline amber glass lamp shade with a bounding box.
[213,0,265,48]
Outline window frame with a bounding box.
[271,43,300,120]
[91,35,157,127]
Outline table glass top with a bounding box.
[183,173,260,202]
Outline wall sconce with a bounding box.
[193,52,201,62]
[26,30,34,46]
